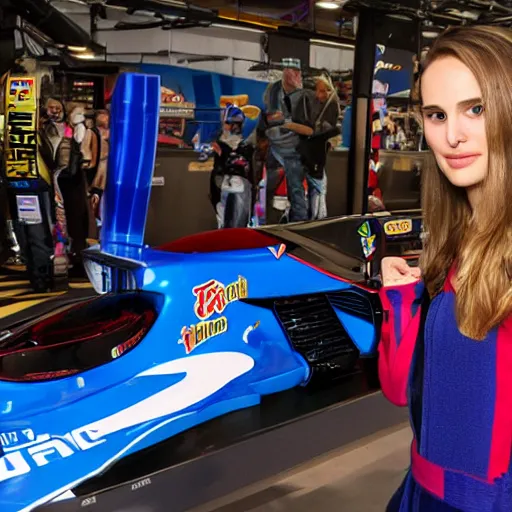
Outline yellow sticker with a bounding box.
[179,316,228,354]
[384,219,413,236]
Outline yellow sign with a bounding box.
[179,316,228,354]
[7,77,36,109]
[384,219,413,236]
[4,76,38,179]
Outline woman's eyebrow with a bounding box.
[421,97,482,111]
[457,97,483,109]
[421,104,441,111]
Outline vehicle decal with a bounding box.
[268,244,286,260]
[384,219,413,236]
[3,352,255,511]
[357,221,371,238]
[357,221,377,259]
[0,429,36,450]
[192,276,248,321]
[111,330,145,359]
[243,321,261,344]
[179,316,228,354]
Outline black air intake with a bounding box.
[274,295,358,374]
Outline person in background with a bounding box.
[262,58,314,222]
[209,104,254,229]
[380,26,512,511]
[301,76,340,219]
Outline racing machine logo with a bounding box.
[358,221,376,259]
[384,219,413,237]
[179,317,228,354]
[179,276,248,354]
[192,276,248,321]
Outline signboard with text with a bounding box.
[4,76,39,180]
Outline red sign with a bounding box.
[192,276,248,321]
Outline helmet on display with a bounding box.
[223,103,245,126]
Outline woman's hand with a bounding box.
[381,257,422,287]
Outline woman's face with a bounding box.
[316,81,330,104]
[421,56,488,190]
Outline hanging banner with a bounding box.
[373,45,414,97]
[137,64,266,148]
[4,76,39,180]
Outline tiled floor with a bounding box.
[192,424,412,512]
[0,264,95,330]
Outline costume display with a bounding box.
[2,79,57,291]
[380,268,512,511]
[208,104,255,229]
[37,98,110,272]
[82,109,110,241]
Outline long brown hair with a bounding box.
[419,25,512,340]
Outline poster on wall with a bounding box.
[137,64,267,149]
[159,85,196,147]
[373,45,414,98]
[4,76,39,180]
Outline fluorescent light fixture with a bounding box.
[422,30,439,39]
[310,38,355,49]
[72,52,97,60]
[446,8,479,20]
[386,13,412,21]
[211,23,263,34]
[316,1,342,9]
[67,45,88,52]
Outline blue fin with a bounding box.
[101,72,160,255]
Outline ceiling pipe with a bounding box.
[0,0,103,51]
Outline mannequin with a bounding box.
[82,109,109,241]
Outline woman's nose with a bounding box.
[446,117,467,147]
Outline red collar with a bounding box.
[443,263,457,294]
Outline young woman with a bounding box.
[380,26,512,511]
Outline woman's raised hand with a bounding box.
[381,257,422,287]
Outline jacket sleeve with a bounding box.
[378,280,425,407]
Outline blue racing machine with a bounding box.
[0,73,422,512]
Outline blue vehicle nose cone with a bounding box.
[102,72,160,252]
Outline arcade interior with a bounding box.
[0,1,509,511]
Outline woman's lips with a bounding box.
[444,153,481,169]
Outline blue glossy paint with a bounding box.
[0,72,381,512]
[102,72,160,251]
[336,310,377,355]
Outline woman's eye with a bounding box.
[426,111,446,122]
[469,104,484,116]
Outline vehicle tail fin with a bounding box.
[101,72,161,255]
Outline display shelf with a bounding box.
[37,367,407,512]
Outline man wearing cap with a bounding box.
[262,58,314,222]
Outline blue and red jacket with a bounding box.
[379,268,512,511]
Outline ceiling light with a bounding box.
[422,30,439,39]
[211,23,263,34]
[446,9,479,20]
[310,38,354,49]
[316,1,342,9]
[67,46,88,52]
[72,52,97,60]
[386,14,412,21]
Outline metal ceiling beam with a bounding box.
[0,0,102,50]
